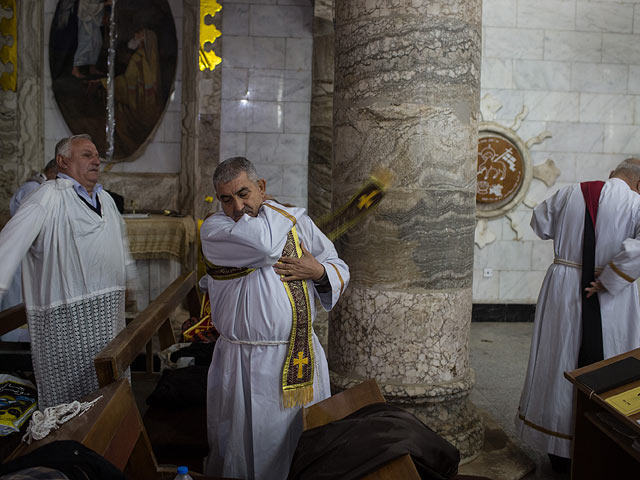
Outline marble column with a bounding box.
[329,0,483,459]
[307,0,334,221]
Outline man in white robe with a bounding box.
[0,134,134,409]
[1,159,58,341]
[201,157,349,480]
[515,158,640,470]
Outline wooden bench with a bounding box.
[4,378,229,479]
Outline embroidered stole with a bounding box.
[578,180,605,367]
[280,226,314,408]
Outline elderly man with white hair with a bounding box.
[0,134,134,409]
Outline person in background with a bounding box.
[515,158,640,472]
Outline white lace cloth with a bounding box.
[22,395,103,444]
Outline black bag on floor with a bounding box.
[288,403,460,480]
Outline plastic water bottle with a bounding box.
[174,466,194,480]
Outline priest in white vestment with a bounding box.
[515,158,640,470]
[0,135,134,409]
[201,157,349,480]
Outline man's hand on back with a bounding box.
[273,242,325,282]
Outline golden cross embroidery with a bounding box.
[357,189,379,210]
[293,351,309,379]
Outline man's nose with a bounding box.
[233,197,244,211]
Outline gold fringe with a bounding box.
[282,385,314,408]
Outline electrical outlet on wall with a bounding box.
[483,268,493,278]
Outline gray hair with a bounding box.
[212,157,259,190]
[55,134,93,159]
[44,158,58,173]
[612,157,640,181]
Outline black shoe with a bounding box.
[548,453,571,474]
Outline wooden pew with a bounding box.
[302,379,422,479]
[4,379,226,480]
[94,271,200,387]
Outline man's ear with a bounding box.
[609,170,615,179]
[56,154,66,170]
[257,178,266,197]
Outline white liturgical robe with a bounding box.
[201,201,349,480]
[0,179,134,409]
[515,177,640,457]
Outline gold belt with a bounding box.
[554,257,603,273]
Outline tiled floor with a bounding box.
[469,322,569,480]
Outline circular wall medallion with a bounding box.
[476,122,532,218]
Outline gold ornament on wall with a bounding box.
[200,0,222,71]
[0,0,17,91]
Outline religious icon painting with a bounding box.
[49,0,178,160]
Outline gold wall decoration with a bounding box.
[0,0,17,91]
[200,0,222,71]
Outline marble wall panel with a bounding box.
[531,241,554,271]
[543,31,602,62]
[575,153,626,180]
[523,91,579,122]
[628,65,640,93]
[484,28,544,60]
[221,68,249,99]
[580,93,635,124]
[516,0,575,30]
[250,5,312,37]
[285,38,313,70]
[222,3,250,35]
[284,102,311,133]
[512,60,571,91]
[603,125,640,154]
[543,122,604,153]
[499,271,546,303]
[603,34,640,64]
[576,2,633,34]
[481,0,516,28]
[220,132,247,159]
[481,57,513,89]
[472,268,500,301]
[530,151,576,182]
[571,63,628,93]
[245,132,309,164]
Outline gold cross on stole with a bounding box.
[293,351,309,379]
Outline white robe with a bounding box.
[0,179,134,409]
[515,177,640,457]
[201,201,349,480]
[0,175,47,339]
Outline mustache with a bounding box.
[233,207,253,218]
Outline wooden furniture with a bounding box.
[4,379,228,480]
[565,348,640,479]
[303,379,421,479]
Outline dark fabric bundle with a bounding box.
[288,402,460,480]
[0,440,126,480]
[145,365,208,407]
[169,341,216,366]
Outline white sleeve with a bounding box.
[0,201,47,292]
[530,186,571,240]
[201,201,305,268]
[299,216,350,311]
[598,238,640,296]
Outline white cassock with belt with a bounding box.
[201,200,349,480]
[515,177,640,457]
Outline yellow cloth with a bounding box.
[124,214,195,266]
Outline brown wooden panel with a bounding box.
[303,378,384,430]
[0,303,27,336]
[102,404,142,470]
[95,271,196,386]
[158,317,177,351]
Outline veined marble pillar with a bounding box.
[329,0,483,459]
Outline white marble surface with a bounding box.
[523,91,579,122]
[576,2,634,33]
[543,31,602,62]
[571,63,628,93]
[219,0,312,209]
[580,93,634,124]
[481,57,513,89]
[481,0,516,28]
[512,60,570,91]
[604,124,640,153]
[516,0,575,31]
[484,28,544,60]
[603,33,640,64]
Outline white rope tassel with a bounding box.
[22,396,103,444]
